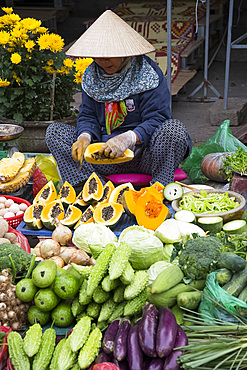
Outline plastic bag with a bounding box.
[0,326,12,370]
[9,225,31,254]
[182,120,247,183]
[34,154,62,194]
[199,270,247,324]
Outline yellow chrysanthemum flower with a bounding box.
[37,26,48,34]
[8,13,21,24]
[25,39,35,52]
[74,71,83,84]
[43,65,55,74]
[74,58,93,72]
[0,78,10,87]
[48,33,64,52]
[2,7,13,15]
[63,58,73,69]
[47,59,54,66]
[19,18,41,31]
[37,33,51,50]
[0,30,10,45]
[10,52,21,64]
[57,66,69,75]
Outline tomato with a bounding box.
[92,363,120,370]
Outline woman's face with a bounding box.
[94,57,123,74]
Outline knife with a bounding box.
[77,157,84,172]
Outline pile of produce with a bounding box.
[0,197,28,220]
[0,151,36,193]
[23,173,171,232]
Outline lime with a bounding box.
[16,278,38,302]
[28,304,50,326]
[34,288,60,312]
[51,302,74,327]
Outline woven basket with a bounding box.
[2,196,31,228]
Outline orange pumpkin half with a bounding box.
[135,191,169,230]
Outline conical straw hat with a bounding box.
[66,10,155,58]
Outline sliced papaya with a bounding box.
[108,182,134,206]
[61,204,82,228]
[82,172,104,202]
[93,202,124,227]
[33,180,57,205]
[94,180,115,207]
[41,199,65,230]
[84,142,134,164]
[23,203,44,230]
[57,181,76,206]
[74,205,95,229]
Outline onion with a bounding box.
[49,256,65,268]
[59,246,78,264]
[39,239,61,259]
[70,250,90,265]
[33,244,42,257]
[52,219,72,245]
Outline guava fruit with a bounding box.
[32,259,57,288]
[53,273,80,299]
[16,278,38,302]
[51,302,74,327]
[34,288,60,312]
[28,304,50,326]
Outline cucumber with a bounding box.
[174,210,196,223]
[163,182,183,201]
[218,252,246,273]
[223,220,247,234]
[197,216,223,234]
[216,268,232,285]
[151,264,184,294]
[223,266,247,297]
[177,291,202,309]
[237,286,247,316]
[241,209,247,222]
[171,304,184,325]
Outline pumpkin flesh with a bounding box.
[136,192,169,230]
[123,188,146,216]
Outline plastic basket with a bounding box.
[2,196,31,229]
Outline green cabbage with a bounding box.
[147,261,172,285]
[72,223,118,254]
[118,225,164,270]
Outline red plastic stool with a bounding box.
[106,169,187,187]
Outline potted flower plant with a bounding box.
[0,7,92,151]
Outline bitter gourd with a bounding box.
[124,270,149,300]
[57,337,78,370]
[7,331,30,370]
[120,262,134,284]
[113,284,125,303]
[78,327,102,369]
[71,294,85,316]
[32,327,56,370]
[23,323,42,357]
[71,263,93,278]
[87,242,116,297]
[108,301,126,323]
[86,301,101,319]
[102,275,121,292]
[124,288,148,316]
[49,338,66,370]
[108,241,132,280]
[93,284,111,303]
[69,315,91,352]
[98,298,116,322]
[79,279,92,305]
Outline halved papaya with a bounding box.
[57,181,76,206]
[94,180,115,207]
[41,199,65,230]
[23,203,44,230]
[82,172,104,202]
[108,182,134,206]
[84,143,134,164]
[93,202,124,227]
[135,191,169,230]
[33,180,57,205]
[61,204,82,228]
[123,187,146,217]
[73,190,89,209]
[74,205,95,229]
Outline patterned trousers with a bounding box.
[46,119,191,187]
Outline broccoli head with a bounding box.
[0,243,38,281]
[178,236,224,280]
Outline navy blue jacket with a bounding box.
[76,56,172,148]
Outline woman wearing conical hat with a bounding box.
[46,10,192,189]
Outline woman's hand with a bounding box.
[99,131,136,158]
[71,133,91,162]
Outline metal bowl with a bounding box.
[171,189,246,223]
[0,124,24,142]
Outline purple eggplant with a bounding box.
[139,302,158,357]
[127,322,143,370]
[113,318,131,362]
[112,358,130,370]
[156,307,178,358]
[102,319,120,354]
[147,357,164,370]
[163,325,188,370]
[94,350,112,364]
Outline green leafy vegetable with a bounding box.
[179,189,240,214]
[220,147,247,182]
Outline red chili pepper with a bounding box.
[92,363,120,370]
[0,326,12,370]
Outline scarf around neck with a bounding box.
[81,55,159,103]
